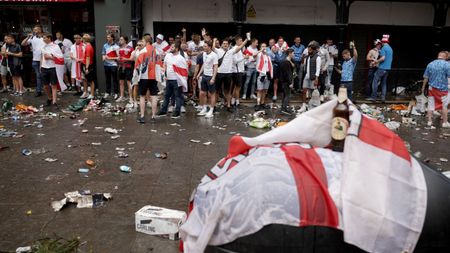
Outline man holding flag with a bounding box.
[70,34,84,96]
[157,42,188,119]
[154,34,171,57]
[40,33,64,107]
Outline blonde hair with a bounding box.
[82,33,91,42]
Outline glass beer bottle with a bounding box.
[331,87,350,152]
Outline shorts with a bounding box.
[64,60,72,73]
[303,77,316,90]
[10,65,22,77]
[200,75,216,93]
[215,73,232,92]
[139,79,158,96]
[257,75,270,90]
[41,67,58,85]
[0,65,7,76]
[428,86,449,111]
[272,65,280,80]
[189,64,196,77]
[81,64,95,83]
[232,72,244,87]
[118,67,132,81]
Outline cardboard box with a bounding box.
[135,205,187,240]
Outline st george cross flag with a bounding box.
[180,99,427,253]
[172,55,189,92]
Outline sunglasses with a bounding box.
[137,44,144,47]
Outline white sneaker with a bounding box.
[272,96,277,101]
[427,121,433,127]
[197,106,207,116]
[241,95,246,100]
[147,102,152,108]
[205,108,214,118]
[195,105,203,111]
[181,106,186,113]
[442,122,450,128]
[250,94,257,99]
[80,92,88,99]
[87,95,94,99]
[116,96,126,102]
[113,94,119,100]
[168,105,174,113]
[320,95,324,102]
[103,93,109,99]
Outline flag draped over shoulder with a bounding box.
[54,55,67,91]
[179,99,427,253]
[172,55,188,92]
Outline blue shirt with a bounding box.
[378,44,393,70]
[423,59,450,91]
[291,44,305,63]
[341,58,356,82]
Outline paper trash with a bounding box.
[51,190,112,212]
[135,205,187,240]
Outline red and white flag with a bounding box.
[427,86,449,111]
[172,55,188,92]
[71,43,84,81]
[256,53,273,78]
[54,56,67,91]
[180,100,427,253]
[155,40,171,56]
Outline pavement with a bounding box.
[0,90,449,252]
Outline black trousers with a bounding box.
[281,82,291,110]
[104,65,118,94]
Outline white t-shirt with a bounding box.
[215,47,234,74]
[54,38,73,59]
[321,44,338,66]
[232,48,245,73]
[41,42,63,69]
[164,52,185,80]
[245,46,258,68]
[187,40,204,66]
[27,36,45,62]
[202,51,218,77]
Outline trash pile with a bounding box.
[51,190,112,212]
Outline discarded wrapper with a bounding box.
[51,190,112,211]
[440,158,448,163]
[384,121,401,131]
[104,127,119,134]
[203,142,212,146]
[155,152,168,159]
[86,159,96,167]
[15,246,31,253]
[120,165,131,173]
[44,158,58,162]
[118,151,129,158]
[22,149,32,156]
[78,168,90,173]
[190,139,201,143]
[111,135,120,139]
[135,205,187,240]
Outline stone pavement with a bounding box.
[0,91,448,252]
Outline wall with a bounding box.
[349,1,434,26]
[93,0,131,93]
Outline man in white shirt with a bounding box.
[318,44,331,99]
[231,35,247,108]
[196,40,218,118]
[187,34,204,99]
[157,42,188,119]
[55,31,73,89]
[242,38,259,100]
[40,33,63,107]
[69,34,85,95]
[321,38,338,87]
[154,34,170,57]
[366,39,381,97]
[303,41,322,98]
[213,34,249,112]
[21,24,45,97]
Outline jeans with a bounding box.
[326,65,334,86]
[366,67,377,97]
[161,80,182,113]
[32,61,42,93]
[281,82,291,110]
[104,65,118,94]
[293,61,301,90]
[340,81,353,100]
[371,68,389,100]
[242,67,257,97]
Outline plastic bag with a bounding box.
[415,94,427,113]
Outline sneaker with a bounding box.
[87,95,94,99]
[250,94,257,100]
[168,105,174,113]
[241,95,246,100]
[272,95,277,102]
[320,95,324,102]
[205,109,214,118]
[442,122,450,128]
[80,92,88,99]
[254,104,261,111]
[197,106,207,116]
[18,91,24,96]
[181,106,186,113]
[150,116,156,123]
[156,111,167,117]
[113,94,119,100]
[103,93,110,99]
[137,117,145,124]
[171,112,181,119]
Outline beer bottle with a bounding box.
[331,87,350,152]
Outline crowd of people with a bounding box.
[1,25,449,126]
